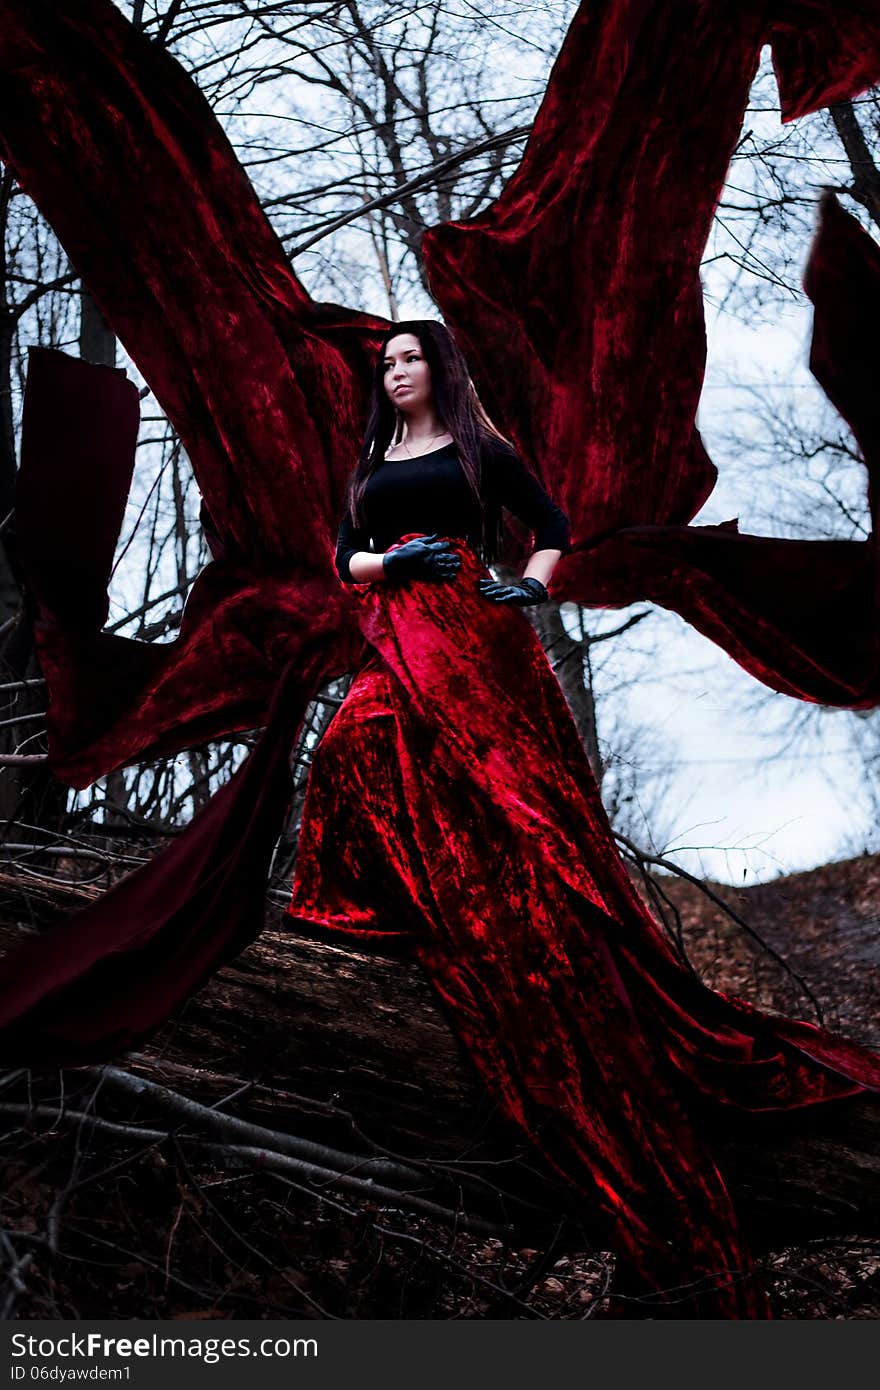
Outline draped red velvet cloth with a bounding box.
[543,192,880,706]
[0,649,328,1066]
[15,350,365,787]
[0,0,388,574]
[1,0,880,782]
[3,0,880,1319]
[421,2,880,707]
[0,0,379,782]
[287,537,880,1317]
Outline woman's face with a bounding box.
[382,333,433,414]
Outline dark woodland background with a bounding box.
[0,0,879,1319]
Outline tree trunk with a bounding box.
[830,100,880,232]
[530,600,602,780]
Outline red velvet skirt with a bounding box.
[286,536,880,1318]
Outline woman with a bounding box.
[286,319,880,1319]
[333,321,568,597]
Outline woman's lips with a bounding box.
[394,385,412,394]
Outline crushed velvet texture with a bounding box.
[769,0,880,120]
[0,0,384,782]
[289,538,880,1317]
[553,194,880,706]
[422,0,758,539]
[0,647,329,1066]
[0,0,389,572]
[421,0,880,554]
[14,350,364,787]
[3,0,880,1321]
[2,1,880,785]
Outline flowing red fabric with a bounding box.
[421,0,880,543]
[421,1,880,707]
[14,349,363,787]
[0,649,327,1067]
[549,193,880,706]
[0,0,378,783]
[2,0,880,779]
[289,537,880,1317]
[2,0,880,1320]
[0,0,387,573]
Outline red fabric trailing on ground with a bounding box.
[2,0,880,1319]
[288,537,880,1317]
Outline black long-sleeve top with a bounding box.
[335,439,570,582]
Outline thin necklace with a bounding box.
[401,430,449,458]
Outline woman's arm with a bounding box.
[522,547,563,589]
[336,508,389,583]
[486,441,571,589]
[346,551,388,582]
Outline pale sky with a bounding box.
[599,287,872,887]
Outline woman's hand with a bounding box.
[478,576,548,606]
[382,534,461,584]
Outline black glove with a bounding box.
[478,576,548,606]
[382,534,461,584]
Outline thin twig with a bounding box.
[615,833,825,1022]
[285,123,530,256]
[0,1105,511,1238]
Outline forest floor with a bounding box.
[0,849,878,1321]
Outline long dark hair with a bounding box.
[346,319,513,565]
